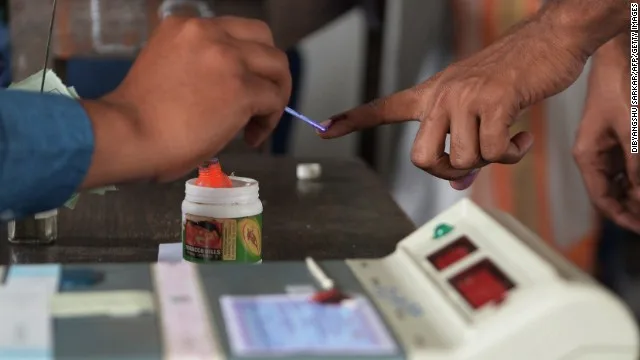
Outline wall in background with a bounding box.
[290,9,365,159]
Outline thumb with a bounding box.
[318,86,429,139]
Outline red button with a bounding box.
[428,236,476,270]
[450,260,514,309]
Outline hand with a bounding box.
[319,14,589,188]
[573,35,640,233]
[82,16,291,186]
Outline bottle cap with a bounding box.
[196,159,232,188]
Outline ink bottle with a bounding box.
[181,159,263,263]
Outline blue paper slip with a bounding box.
[219,294,398,357]
[6,264,61,294]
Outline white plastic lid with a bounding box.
[296,163,322,180]
[184,176,259,205]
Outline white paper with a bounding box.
[9,69,72,97]
[153,262,219,359]
[0,288,52,359]
[157,243,185,262]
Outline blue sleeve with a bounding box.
[0,90,94,220]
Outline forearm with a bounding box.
[538,0,631,58]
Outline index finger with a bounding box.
[319,86,429,139]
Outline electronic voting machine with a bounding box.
[0,199,637,360]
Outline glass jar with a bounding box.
[7,209,58,245]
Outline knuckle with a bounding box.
[476,100,500,117]
[412,108,428,121]
[212,43,242,65]
[450,151,479,170]
[571,142,588,163]
[410,148,434,169]
[450,156,470,170]
[249,19,273,38]
[423,109,446,127]
[274,49,291,74]
[180,18,209,40]
[450,147,481,169]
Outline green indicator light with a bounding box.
[433,223,453,239]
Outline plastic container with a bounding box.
[181,177,263,263]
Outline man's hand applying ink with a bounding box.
[319,0,629,190]
[80,16,291,186]
[573,34,640,233]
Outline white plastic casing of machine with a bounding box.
[346,199,640,360]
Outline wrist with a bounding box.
[593,33,631,65]
[79,99,156,189]
[537,0,630,58]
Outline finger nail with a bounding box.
[316,120,333,134]
[450,169,480,190]
[321,120,333,128]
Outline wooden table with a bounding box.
[0,155,415,264]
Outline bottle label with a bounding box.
[182,213,262,263]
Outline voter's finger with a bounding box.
[449,169,481,190]
[318,85,429,139]
[479,109,533,164]
[411,110,472,181]
[449,109,481,170]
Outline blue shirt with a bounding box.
[0,90,94,220]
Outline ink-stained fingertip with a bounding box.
[449,169,480,190]
[316,120,333,136]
